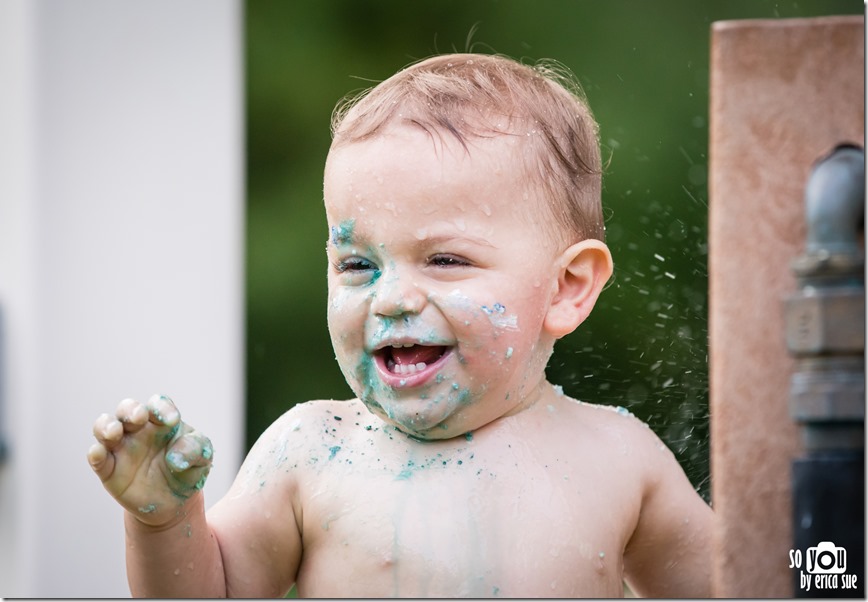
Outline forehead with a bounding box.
[324,123,529,218]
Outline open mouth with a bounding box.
[374,343,451,387]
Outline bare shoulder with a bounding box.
[246,398,369,461]
[205,399,365,597]
[268,397,362,427]
[563,396,651,432]
[555,396,677,469]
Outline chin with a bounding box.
[394,423,455,441]
[362,397,470,441]
[382,405,454,439]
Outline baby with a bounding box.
[88,53,712,598]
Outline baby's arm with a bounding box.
[202,408,305,597]
[622,423,713,598]
[88,395,227,597]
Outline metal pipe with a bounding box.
[804,145,865,258]
[785,144,864,598]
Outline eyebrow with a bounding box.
[416,233,496,249]
[329,219,356,246]
[325,230,497,252]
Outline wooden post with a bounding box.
[709,15,864,597]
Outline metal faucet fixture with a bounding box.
[785,144,864,598]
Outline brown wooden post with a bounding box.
[709,15,864,597]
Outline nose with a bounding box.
[370,268,427,318]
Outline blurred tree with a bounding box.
[245,0,863,501]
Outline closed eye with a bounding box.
[427,254,472,268]
[333,256,378,273]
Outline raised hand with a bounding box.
[88,394,213,527]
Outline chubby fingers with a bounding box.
[88,398,143,481]
[88,406,128,481]
[91,397,152,450]
[87,441,115,481]
[146,394,181,428]
[116,397,150,432]
[92,412,124,450]
[166,428,213,473]
[87,394,181,481]
[165,428,213,494]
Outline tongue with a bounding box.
[392,345,445,366]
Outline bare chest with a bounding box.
[294,440,635,597]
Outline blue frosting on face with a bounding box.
[330,219,356,246]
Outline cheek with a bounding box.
[327,286,369,352]
[437,289,551,374]
[327,289,374,400]
[439,289,542,338]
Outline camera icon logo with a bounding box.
[806,541,847,574]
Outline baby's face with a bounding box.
[324,123,564,439]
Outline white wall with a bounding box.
[0,0,244,597]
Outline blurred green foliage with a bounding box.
[245,0,862,501]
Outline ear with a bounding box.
[543,239,613,339]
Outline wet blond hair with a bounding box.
[330,53,604,243]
